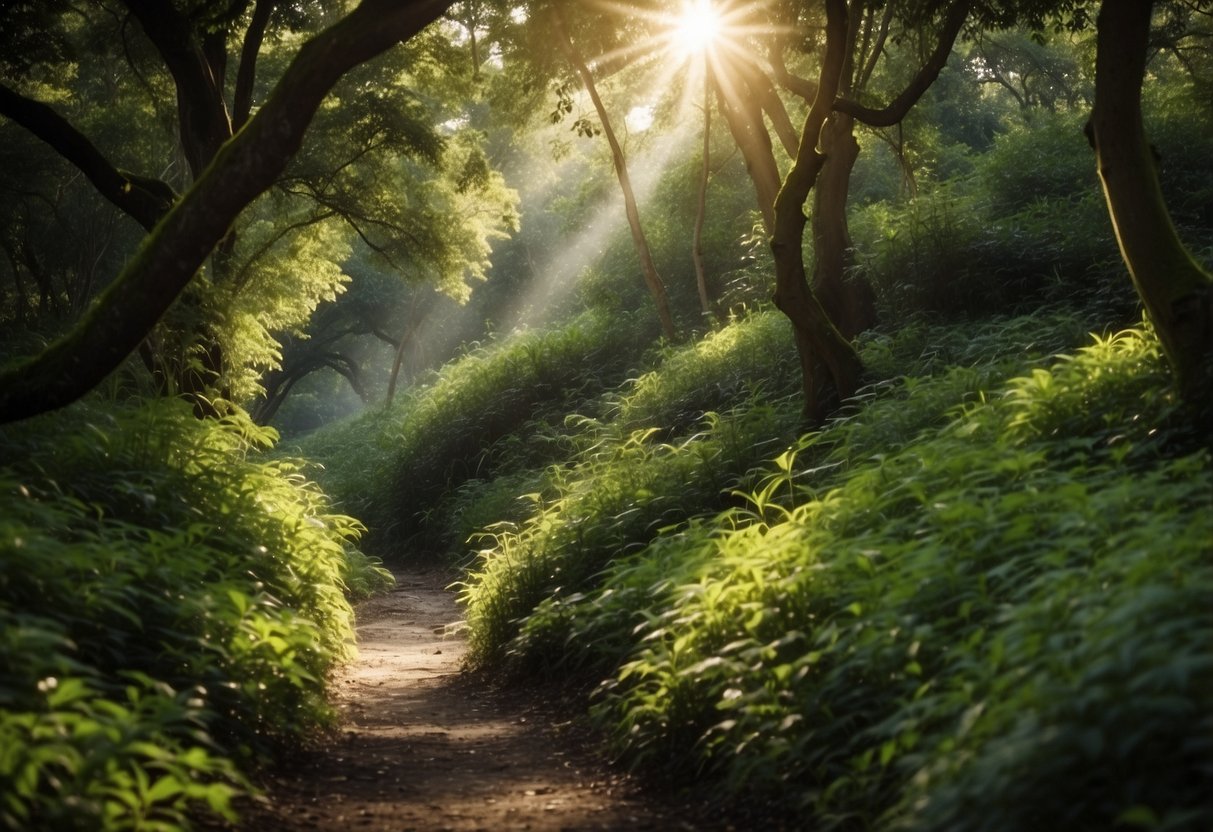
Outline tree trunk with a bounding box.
[386,305,418,407]
[554,11,677,341]
[811,113,875,338]
[771,0,863,423]
[714,61,781,235]
[0,0,454,424]
[1089,0,1213,401]
[693,72,724,323]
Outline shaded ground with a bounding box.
[238,570,734,831]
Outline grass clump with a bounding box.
[0,400,386,831]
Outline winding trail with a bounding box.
[242,570,724,831]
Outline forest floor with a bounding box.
[235,569,739,832]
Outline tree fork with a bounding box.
[770,0,863,423]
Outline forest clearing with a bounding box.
[1,0,1211,829]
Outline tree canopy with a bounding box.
[0,0,1209,422]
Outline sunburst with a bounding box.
[671,0,724,58]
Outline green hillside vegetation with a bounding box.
[2,2,1211,830]
[0,404,390,829]
[306,299,1210,827]
[505,318,1211,829]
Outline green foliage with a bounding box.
[297,308,651,557]
[0,400,388,830]
[977,111,1098,215]
[466,312,1211,829]
[608,310,800,432]
[1141,77,1213,251]
[849,117,1129,322]
[851,73,1213,327]
[177,87,518,408]
[458,310,806,667]
[462,396,802,668]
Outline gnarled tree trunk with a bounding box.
[771,0,864,423]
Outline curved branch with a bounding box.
[0,84,177,231]
[768,41,819,103]
[0,0,453,424]
[254,347,366,424]
[832,0,970,128]
[234,0,276,129]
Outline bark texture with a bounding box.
[1089,0,1213,401]
[811,113,875,339]
[770,0,864,423]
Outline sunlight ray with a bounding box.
[505,118,697,329]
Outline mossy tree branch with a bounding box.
[0,0,453,424]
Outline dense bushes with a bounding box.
[848,110,1131,323]
[297,308,657,558]
[460,313,1211,829]
[0,401,388,830]
[457,310,805,665]
[848,93,1213,325]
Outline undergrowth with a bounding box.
[456,309,809,665]
[296,308,651,558]
[460,311,1211,829]
[0,401,389,831]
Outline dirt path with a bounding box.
[242,570,727,832]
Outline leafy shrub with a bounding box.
[296,308,650,558]
[977,111,1098,216]
[458,311,810,667]
[462,396,801,669]
[847,105,1159,324]
[0,400,385,830]
[1142,79,1213,247]
[483,317,1210,829]
[851,182,1126,323]
[607,310,800,433]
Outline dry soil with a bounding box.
[236,569,735,832]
